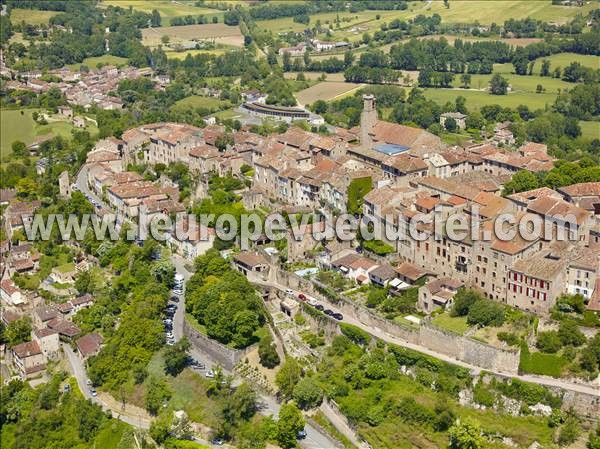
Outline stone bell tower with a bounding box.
[360,94,377,149]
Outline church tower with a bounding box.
[360,94,377,149]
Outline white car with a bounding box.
[166,332,174,339]
[307,298,318,307]
[285,288,294,296]
[205,370,215,378]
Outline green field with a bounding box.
[165,48,228,59]
[10,8,57,25]
[173,95,230,111]
[455,73,574,94]
[1,109,98,158]
[530,52,600,75]
[262,1,597,43]
[431,313,470,335]
[580,121,600,140]
[66,55,129,71]
[102,0,222,25]
[424,88,557,110]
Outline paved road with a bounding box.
[64,344,152,429]
[252,274,600,398]
[173,258,340,449]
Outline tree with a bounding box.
[151,9,161,27]
[444,116,458,132]
[489,74,508,95]
[512,48,529,75]
[541,59,551,77]
[149,411,172,445]
[5,317,32,346]
[164,337,191,376]
[467,300,505,327]
[276,402,305,449]
[144,377,172,415]
[292,377,323,410]
[536,84,544,93]
[502,170,539,195]
[451,288,481,317]
[536,331,562,353]
[275,357,301,398]
[11,141,27,157]
[449,418,484,449]
[161,35,170,45]
[558,320,586,347]
[312,99,327,114]
[258,335,280,368]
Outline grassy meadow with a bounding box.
[1,109,98,158]
[101,0,222,25]
[66,55,129,71]
[9,8,57,25]
[296,81,364,105]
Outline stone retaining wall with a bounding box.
[183,317,252,371]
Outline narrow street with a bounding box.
[253,275,600,398]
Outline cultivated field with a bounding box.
[1,109,98,157]
[10,8,57,25]
[164,48,228,59]
[142,24,244,48]
[172,95,230,111]
[579,121,600,140]
[101,0,221,25]
[295,81,364,106]
[423,89,557,110]
[531,52,600,75]
[284,72,347,82]
[455,73,574,94]
[66,55,129,71]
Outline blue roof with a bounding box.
[374,143,409,155]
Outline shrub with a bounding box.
[340,323,371,346]
[451,288,481,317]
[536,331,562,353]
[498,331,520,346]
[558,320,586,347]
[258,335,280,368]
[467,300,505,327]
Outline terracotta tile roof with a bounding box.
[519,142,547,155]
[76,333,104,357]
[349,257,377,271]
[13,258,34,271]
[425,277,464,295]
[511,252,566,281]
[558,182,600,198]
[396,262,430,281]
[35,306,59,322]
[0,279,20,296]
[416,176,480,201]
[234,251,268,267]
[86,150,120,164]
[383,153,428,173]
[189,144,220,159]
[370,121,441,151]
[71,294,94,307]
[35,328,58,338]
[507,187,559,205]
[277,127,315,149]
[369,263,397,280]
[527,196,590,226]
[12,340,42,358]
[47,318,81,337]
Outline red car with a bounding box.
[298,293,307,301]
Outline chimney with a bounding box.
[360,94,377,150]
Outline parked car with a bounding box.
[86,379,92,386]
[170,296,179,302]
[315,304,324,311]
[211,438,224,446]
[324,309,334,316]
[205,370,215,378]
[297,429,307,439]
[307,298,317,306]
[285,288,294,296]
[298,293,307,301]
[333,313,343,321]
